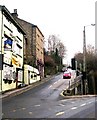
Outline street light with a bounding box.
[83,24,95,72]
[83,24,95,95]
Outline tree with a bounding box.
[74,45,97,72]
[44,55,55,67]
[44,54,56,75]
[51,48,62,65]
[48,35,66,58]
[44,35,67,76]
[86,45,97,73]
[56,42,66,58]
[74,44,97,94]
[74,52,83,70]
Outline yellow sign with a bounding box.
[12,57,19,66]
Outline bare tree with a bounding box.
[48,35,57,52]
[74,44,97,72]
[86,44,95,55]
[56,42,66,58]
[48,34,66,58]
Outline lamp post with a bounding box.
[83,24,95,95]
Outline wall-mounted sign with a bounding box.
[4,51,11,64]
[12,56,19,67]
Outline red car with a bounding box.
[63,71,71,79]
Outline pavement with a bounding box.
[1,75,54,99]
[60,90,97,99]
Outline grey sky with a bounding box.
[0,0,96,64]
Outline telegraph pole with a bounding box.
[82,26,86,95]
[83,26,86,73]
[83,24,95,95]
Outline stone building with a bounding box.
[12,10,44,77]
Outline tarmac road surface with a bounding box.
[2,73,97,119]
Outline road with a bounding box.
[2,73,97,119]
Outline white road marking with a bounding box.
[80,103,86,106]
[54,81,57,84]
[88,101,92,104]
[49,85,52,88]
[22,108,26,110]
[56,111,65,116]
[13,109,16,112]
[71,107,77,110]
[29,112,33,115]
[60,99,68,102]
[59,104,65,106]
[71,102,75,104]
[88,101,94,104]
[34,104,40,107]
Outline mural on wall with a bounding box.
[4,38,13,51]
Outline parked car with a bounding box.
[63,71,71,79]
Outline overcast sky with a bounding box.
[0,0,96,65]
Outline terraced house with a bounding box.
[12,9,44,78]
[0,6,26,92]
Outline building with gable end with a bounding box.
[12,10,44,78]
[0,6,26,92]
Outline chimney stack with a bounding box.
[14,9,17,14]
[11,9,18,17]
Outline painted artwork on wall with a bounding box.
[4,38,13,51]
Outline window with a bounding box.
[4,24,13,33]
[16,36,22,42]
[16,44,22,56]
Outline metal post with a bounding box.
[75,61,77,72]
[79,63,83,94]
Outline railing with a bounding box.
[63,75,82,96]
[70,75,82,89]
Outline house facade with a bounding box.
[32,24,44,78]
[0,6,26,92]
[12,10,44,78]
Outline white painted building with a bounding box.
[24,64,40,85]
[0,6,26,92]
